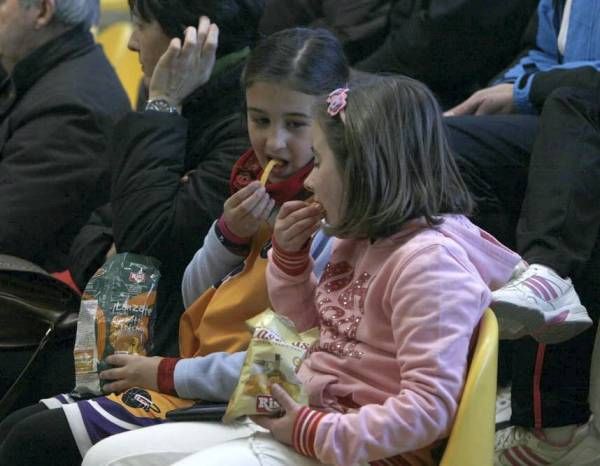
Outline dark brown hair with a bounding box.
[128,0,264,55]
[242,28,349,95]
[316,75,473,239]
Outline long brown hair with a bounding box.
[317,75,473,239]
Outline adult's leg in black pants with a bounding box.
[0,404,80,466]
[517,87,600,280]
[0,402,46,442]
[510,87,600,429]
[445,114,539,250]
[445,114,538,383]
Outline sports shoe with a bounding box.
[496,385,512,430]
[495,422,600,466]
[491,264,592,344]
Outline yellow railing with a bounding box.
[97,22,142,108]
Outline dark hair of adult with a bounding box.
[128,0,265,55]
[316,75,474,240]
[242,28,350,96]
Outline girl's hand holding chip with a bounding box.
[99,354,162,394]
[223,181,275,239]
[273,201,322,253]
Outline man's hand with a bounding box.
[148,16,219,110]
[99,354,162,394]
[445,83,515,116]
[251,384,301,446]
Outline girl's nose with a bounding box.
[266,127,286,152]
[127,31,139,53]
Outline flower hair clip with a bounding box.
[327,87,349,118]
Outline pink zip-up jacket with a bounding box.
[267,215,521,466]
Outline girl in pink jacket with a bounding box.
[253,76,521,465]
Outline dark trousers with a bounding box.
[446,87,600,427]
[0,336,75,419]
[0,403,80,466]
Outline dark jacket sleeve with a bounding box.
[0,100,111,268]
[259,0,317,34]
[110,111,247,276]
[529,67,600,111]
[68,203,114,290]
[260,0,389,63]
[355,0,537,93]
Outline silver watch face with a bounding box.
[145,99,177,113]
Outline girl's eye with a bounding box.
[132,20,145,30]
[286,121,308,130]
[251,117,269,127]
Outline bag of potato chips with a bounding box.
[223,309,318,422]
[73,253,161,396]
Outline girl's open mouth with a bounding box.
[266,157,288,176]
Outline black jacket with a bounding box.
[0,25,130,272]
[108,62,249,356]
[259,0,391,63]
[355,0,539,107]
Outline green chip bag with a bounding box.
[73,253,160,395]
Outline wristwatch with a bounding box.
[145,98,179,114]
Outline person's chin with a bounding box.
[267,175,285,184]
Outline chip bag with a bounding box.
[223,309,319,422]
[73,253,161,395]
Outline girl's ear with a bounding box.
[34,0,56,29]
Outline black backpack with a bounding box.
[0,255,80,418]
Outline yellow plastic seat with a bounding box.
[440,308,498,466]
[100,0,129,13]
[96,22,142,108]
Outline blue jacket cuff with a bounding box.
[513,73,537,114]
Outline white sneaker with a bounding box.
[496,385,512,429]
[495,422,600,466]
[492,264,592,344]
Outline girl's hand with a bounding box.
[223,181,275,238]
[274,201,322,252]
[148,16,219,109]
[251,384,300,446]
[99,354,162,394]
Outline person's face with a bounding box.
[0,0,43,73]
[128,12,172,84]
[304,123,344,226]
[246,82,315,183]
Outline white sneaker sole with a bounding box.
[491,300,592,345]
[553,431,600,466]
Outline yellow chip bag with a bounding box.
[223,309,318,422]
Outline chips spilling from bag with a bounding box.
[73,253,161,395]
[223,309,318,422]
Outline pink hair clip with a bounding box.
[327,87,349,118]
